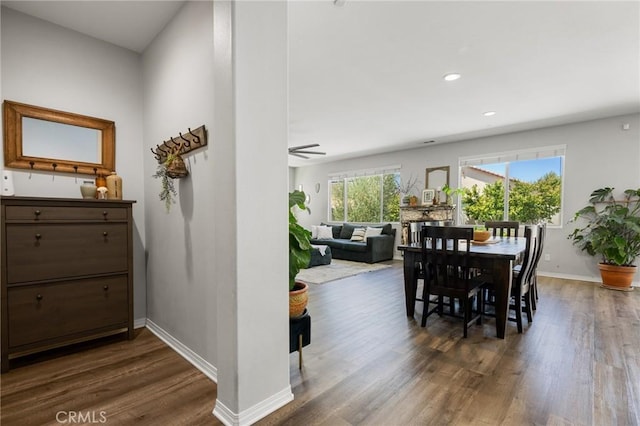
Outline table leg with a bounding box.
[492,258,513,339]
[403,251,418,317]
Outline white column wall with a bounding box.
[213,1,292,424]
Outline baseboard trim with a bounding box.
[134,318,147,329]
[145,319,217,383]
[212,386,293,426]
[539,271,639,287]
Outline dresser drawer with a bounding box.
[7,276,128,348]
[5,223,128,283]
[4,205,127,222]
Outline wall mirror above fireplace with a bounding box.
[3,100,115,176]
[425,165,450,190]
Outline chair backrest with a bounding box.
[421,226,473,290]
[534,222,546,266]
[528,222,546,280]
[514,225,538,290]
[485,221,520,238]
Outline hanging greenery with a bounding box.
[152,152,178,212]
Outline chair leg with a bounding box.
[462,297,469,338]
[421,284,429,327]
[476,293,483,325]
[524,291,533,323]
[514,289,523,333]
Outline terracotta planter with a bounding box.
[289,281,309,318]
[598,263,637,290]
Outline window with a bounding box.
[329,167,400,223]
[458,145,565,226]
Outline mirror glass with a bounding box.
[425,166,450,189]
[22,117,102,164]
[3,100,115,176]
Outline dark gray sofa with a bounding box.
[309,223,396,263]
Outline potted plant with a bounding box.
[569,187,640,290]
[442,184,465,205]
[289,190,312,317]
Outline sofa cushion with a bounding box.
[364,226,383,240]
[321,222,342,239]
[340,223,358,239]
[330,239,368,252]
[365,223,393,235]
[350,227,366,241]
[316,225,334,239]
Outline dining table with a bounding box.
[398,236,526,339]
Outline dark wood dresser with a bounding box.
[1,196,135,372]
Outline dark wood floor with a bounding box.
[2,262,639,425]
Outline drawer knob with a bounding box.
[34,210,41,216]
[36,294,43,301]
[35,233,42,240]
[103,231,108,237]
[103,285,109,291]
[103,211,108,217]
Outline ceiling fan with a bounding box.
[288,143,326,159]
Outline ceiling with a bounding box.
[2,1,639,167]
[1,1,185,53]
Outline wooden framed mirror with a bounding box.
[425,166,450,189]
[3,100,115,176]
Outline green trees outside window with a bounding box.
[460,156,563,225]
[330,173,400,223]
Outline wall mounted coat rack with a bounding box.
[150,125,207,164]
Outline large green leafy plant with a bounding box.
[569,187,640,266]
[289,190,312,290]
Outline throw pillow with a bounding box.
[340,223,357,239]
[364,226,383,240]
[350,227,366,242]
[321,222,342,239]
[311,225,318,239]
[316,225,334,239]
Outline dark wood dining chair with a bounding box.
[485,221,520,238]
[421,226,485,337]
[483,225,538,333]
[514,222,546,310]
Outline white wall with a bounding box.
[293,113,640,282]
[0,6,148,320]
[213,1,292,423]
[142,1,217,368]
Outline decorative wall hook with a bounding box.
[152,125,207,164]
[179,132,190,147]
[188,128,201,143]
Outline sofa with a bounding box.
[309,222,396,263]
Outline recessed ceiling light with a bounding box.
[443,73,461,81]
[483,111,496,117]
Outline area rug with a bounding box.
[296,259,392,285]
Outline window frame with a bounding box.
[457,145,566,228]
[327,166,401,223]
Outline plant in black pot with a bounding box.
[289,190,312,317]
[569,187,640,290]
